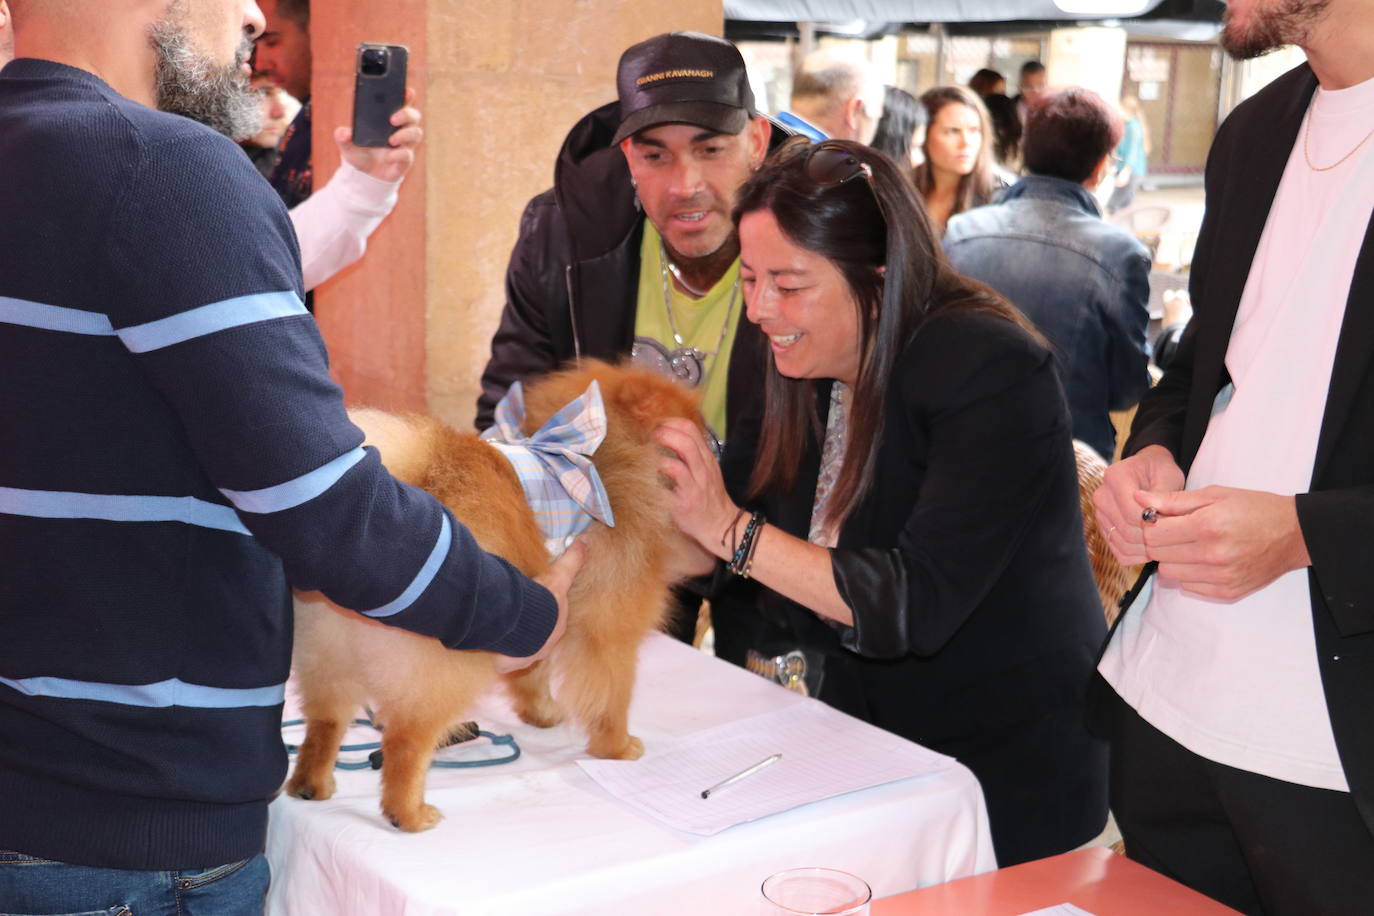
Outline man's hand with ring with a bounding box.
[1093,444,1184,566]
[1134,485,1311,601]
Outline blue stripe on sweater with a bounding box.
[0,296,117,335]
[0,487,250,535]
[117,291,307,353]
[363,514,452,618]
[0,674,285,708]
[219,448,367,515]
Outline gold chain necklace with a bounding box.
[1303,95,1374,172]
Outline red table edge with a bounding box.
[871,846,1244,915]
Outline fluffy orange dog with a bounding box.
[285,361,705,831]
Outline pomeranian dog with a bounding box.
[285,361,706,832]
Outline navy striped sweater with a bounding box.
[0,59,556,870]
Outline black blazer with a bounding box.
[720,309,1108,865]
[1117,63,1374,832]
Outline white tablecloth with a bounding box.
[265,633,995,915]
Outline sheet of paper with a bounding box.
[1016,905,1098,916]
[576,698,957,835]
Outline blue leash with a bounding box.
[281,718,521,770]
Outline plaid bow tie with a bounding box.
[481,380,615,556]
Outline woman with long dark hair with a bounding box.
[968,67,1006,98]
[655,138,1109,867]
[982,91,1024,173]
[915,85,1005,233]
[868,85,927,170]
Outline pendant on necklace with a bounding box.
[631,336,705,387]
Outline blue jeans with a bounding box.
[0,851,268,916]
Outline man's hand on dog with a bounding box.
[493,538,588,674]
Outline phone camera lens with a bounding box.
[360,48,389,77]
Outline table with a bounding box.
[872,847,1243,915]
[265,634,995,915]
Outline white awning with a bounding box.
[724,0,1166,22]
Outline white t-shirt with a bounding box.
[1100,72,1374,792]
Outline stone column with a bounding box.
[310,0,723,426]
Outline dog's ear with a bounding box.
[607,371,703,441]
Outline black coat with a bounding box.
[1105,62,1374,836]
[721,309,1109,867]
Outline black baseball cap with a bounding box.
[611,31,756,146]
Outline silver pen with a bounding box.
[700,753,782,799]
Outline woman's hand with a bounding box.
[653,417,740,558]
[655,418,854,627]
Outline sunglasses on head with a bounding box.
[801,140,890,233]
[803,140,874,187]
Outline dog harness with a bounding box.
[480,380,615,557]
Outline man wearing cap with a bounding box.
[475,31,788,655]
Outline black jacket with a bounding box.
[475,101,786,433]
[723,310,1108,867]
[1106,62,1374,835]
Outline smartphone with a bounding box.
[352,42,409,148]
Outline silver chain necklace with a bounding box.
[665,258,710,297]
[631,238,740,388]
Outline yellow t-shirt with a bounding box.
[633,222,742,442]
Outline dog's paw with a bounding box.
[589,734,644,761]
[285,771,336,802]
[515,695,566,729]
[386,802,443,832]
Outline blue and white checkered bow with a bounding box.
[481,380,615,557]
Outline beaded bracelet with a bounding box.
[728,511,765,578]
[738,520,763,578]
[720,507,747,558]
[728,512,759,570]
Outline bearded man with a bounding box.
[0,2,581,911]
[0,0,425,298]
[1093,0,1374,912]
